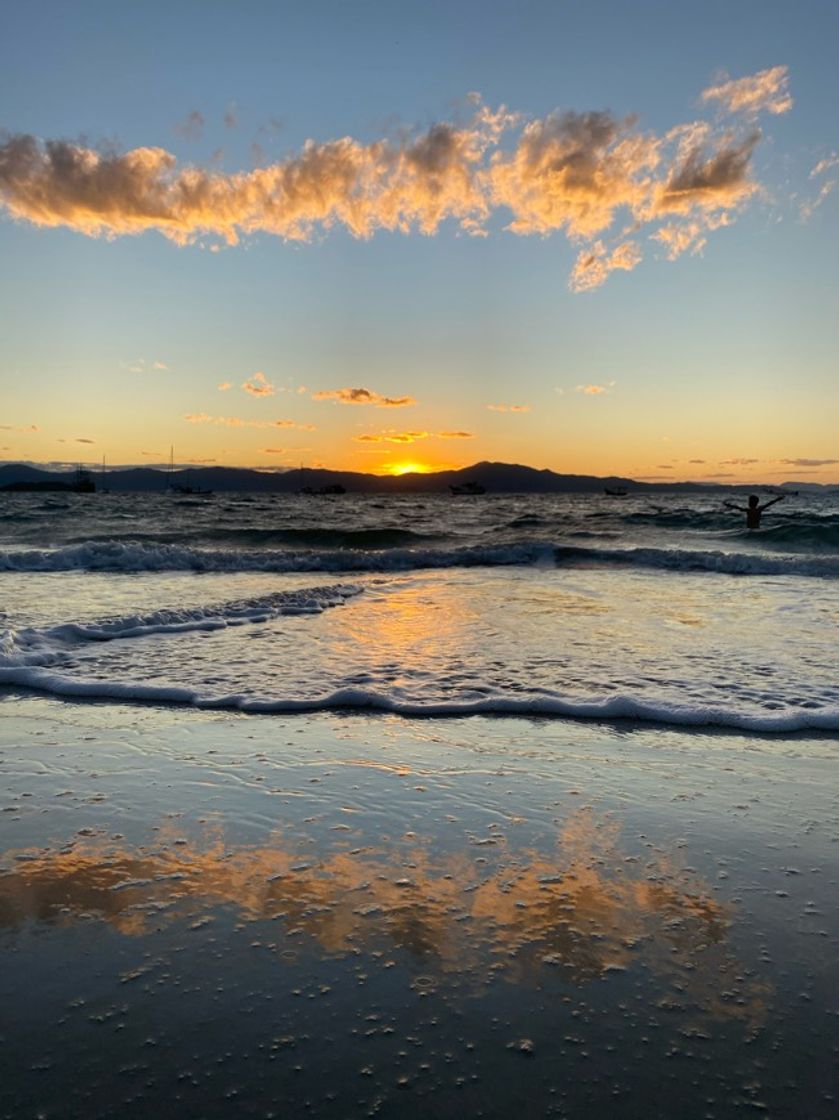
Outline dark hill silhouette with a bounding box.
[0,460,825,495]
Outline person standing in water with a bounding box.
[723,492,786,529]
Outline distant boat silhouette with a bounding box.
[450,481,486,495]
[73,466,96,493]
[604,486,628,497]
[167,447,213,496]
[300,483,346,496]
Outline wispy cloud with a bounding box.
[217,381,232,391]
[0,69,790,291]
[688,458,706,464]
[719,457,760,465]
[173,110,205,141]
[241,371,274,397]
[313,387,416,407]
[486,403,530,412]
[569,240,641,291]
[184,413,315,430]
[355,428,473,444]
[0,423,39,432]
[779,457,839,467]
[575,384,611,395]
[224,104,239,130]
[126,358,169,374]
[700,65,792,117]
[356,430,428,444]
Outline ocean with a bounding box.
[1,488,837,730]
[2,488,839,1118]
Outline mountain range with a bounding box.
[0,461,829,494]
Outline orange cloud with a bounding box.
[241,371,274,397]
[569,240,642,292]
[701,65,792,116]
[313,387,416,407]
[217,381,232,391]
[0,72,788,292]
[355,428,473,444]
[355,430,428,444]
[487,403,530,412]
[575,384,609,395]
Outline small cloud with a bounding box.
[313,387,416,407]
[261,447,288,454]
[779,457,839,467]
[486,403,530,412]
[700,65,792,117]
[75,437,95,444]
[811,154,839,179]
[719,457,759,465]
[569,240,641,293]
[184,413,313,430]
[174,109,205,141]
[437,430,474,438]
[224,104,239,129]
[655,464,674,469]
[688,458,706,464]
[575,384,609,395]
[0,423,39,432]
[218,381,232,391]
[355,430,429,444]
[242,371,275,397]
[800,180,835,222]
[126,358,169,374]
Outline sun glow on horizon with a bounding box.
[386,461,432,476]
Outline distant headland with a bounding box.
[0,461,830,495]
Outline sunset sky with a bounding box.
[1,0,837,483]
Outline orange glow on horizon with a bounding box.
[386,460,432,476]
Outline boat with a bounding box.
[73,466,96,493]
[167,447,213,496]
[300,483,346,496]
[449,481,486,496]
[604,486,629,497]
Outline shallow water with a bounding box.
[1,492,838,731]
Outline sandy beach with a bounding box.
[2,694,837,1118]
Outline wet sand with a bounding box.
[1,694,838,1118]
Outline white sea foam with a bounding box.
[0,539,836,578]
[0,584,361,666]
[1,668,837,732]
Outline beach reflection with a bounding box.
[0,809,766,1025]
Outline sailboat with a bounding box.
[167,447,213,497]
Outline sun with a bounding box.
[387,461,430,476]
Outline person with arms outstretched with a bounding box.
[723,492,785,529]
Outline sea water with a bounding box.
[1,489,837,731]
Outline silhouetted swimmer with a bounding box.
[723,492,785,529]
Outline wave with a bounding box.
[1,670,836,733]
[0,583,361,666]
[554,544,839,578]
[1,538,837,578]
[63,527,441,550]
[0,539,553,574]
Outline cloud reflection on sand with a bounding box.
[0,809,768,1028]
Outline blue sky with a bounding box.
[1,0,837,481]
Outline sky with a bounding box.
[1,0,837,483]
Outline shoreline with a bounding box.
[2,696,838,1117]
